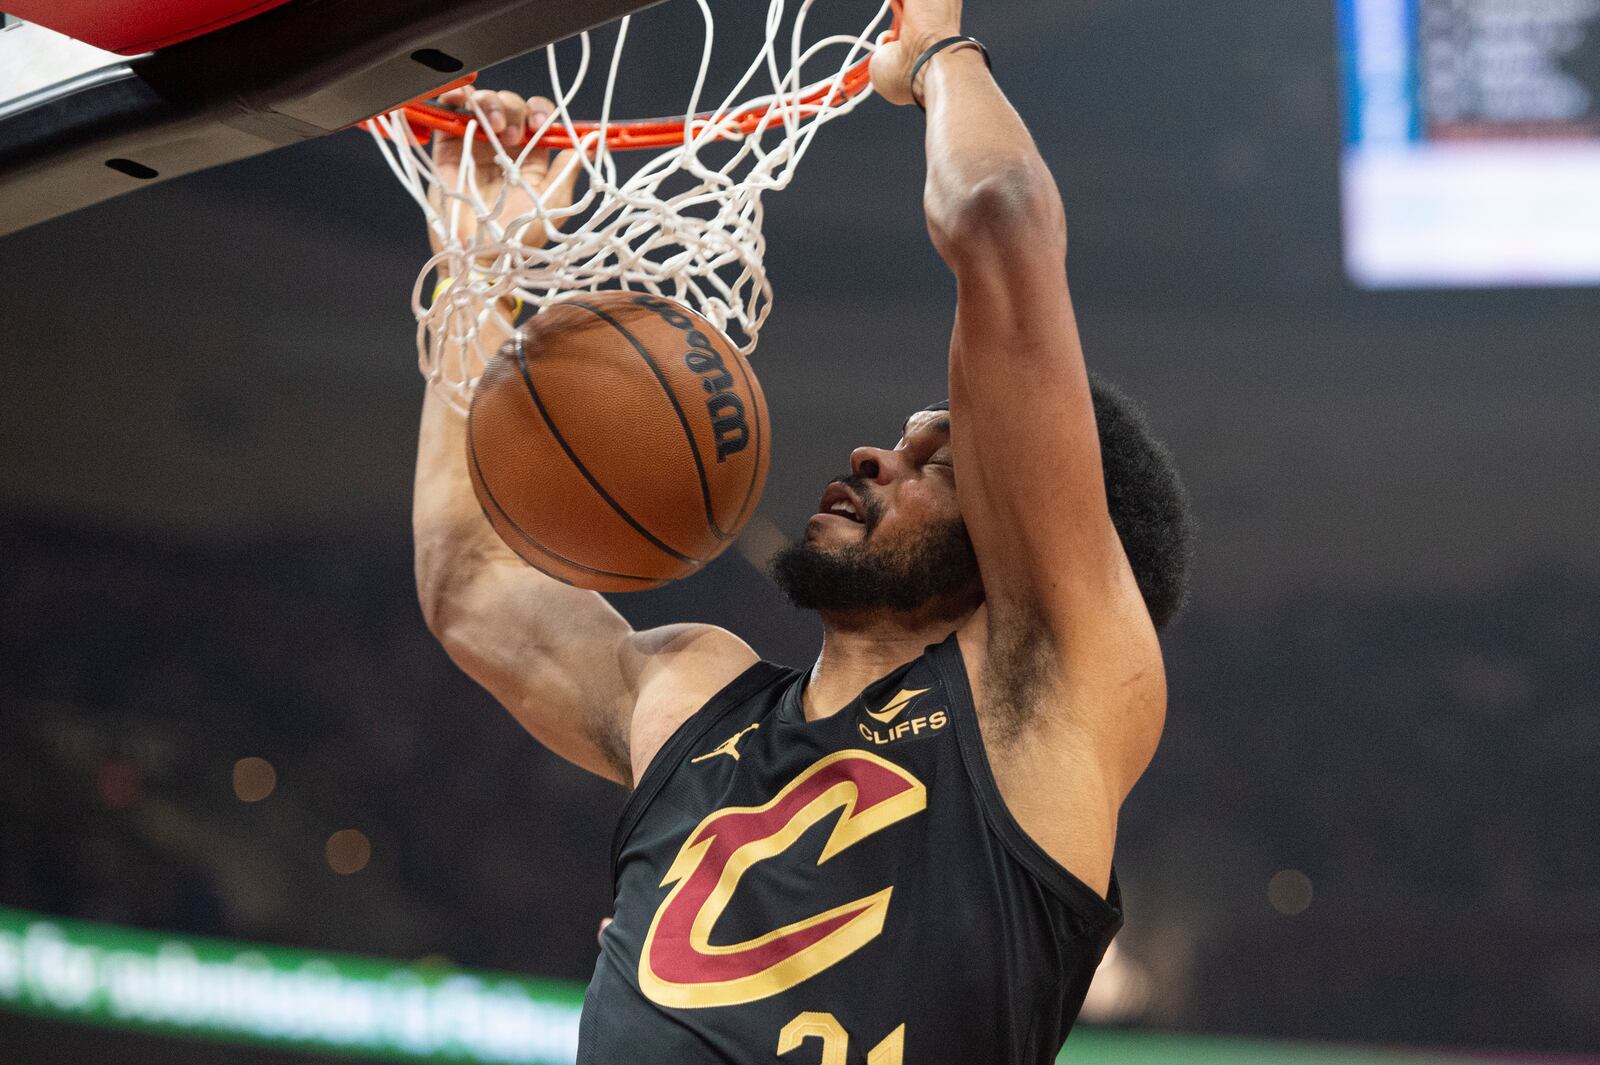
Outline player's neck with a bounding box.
[802,608,970,722]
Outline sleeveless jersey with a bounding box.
[577,632,1121,1064]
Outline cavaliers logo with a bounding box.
[639,750,927,1008]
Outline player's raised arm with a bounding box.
[872,7,1164,776]
[411,90,757,787]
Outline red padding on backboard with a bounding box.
[6,0,295,55]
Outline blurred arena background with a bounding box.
[2,0,1598,1062]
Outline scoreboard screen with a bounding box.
[1338,0,1600,287]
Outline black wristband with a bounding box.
[909,35,992,111]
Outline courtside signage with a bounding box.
[0,906,582,1063]
[0,906,1552,1064]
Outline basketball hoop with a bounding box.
[367,0,893,412]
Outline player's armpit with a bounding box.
[945,275,1166,818]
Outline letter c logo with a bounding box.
[639,750,926,1009]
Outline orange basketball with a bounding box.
[467,292,771,591]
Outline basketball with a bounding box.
[466,292,770,592]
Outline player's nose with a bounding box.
[851,445,902,484]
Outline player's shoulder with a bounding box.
[628,623,760,688]
[626,623,763,785]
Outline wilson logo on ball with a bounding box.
[468,292,769,592]
[634,295,751,462]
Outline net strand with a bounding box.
[369,0,889,412]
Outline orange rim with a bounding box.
[361,18,893,151]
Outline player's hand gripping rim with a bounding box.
[428,88,585,256]
[870,0,969,108]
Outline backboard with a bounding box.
[0,0,662,236]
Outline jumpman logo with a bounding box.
[864,688,930,725]
[691,723,761,765]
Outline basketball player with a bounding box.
[413,0,1193,1059]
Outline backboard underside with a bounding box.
[0,0,662,237]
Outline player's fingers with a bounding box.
[495,90,529,145]
[469,88,507,135]
[596,918,612,945]
[524,95,556,141]
[429,88,473,162]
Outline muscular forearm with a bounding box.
[921,48,1064,260]
[413,298,538,619]
[413,381,519,626]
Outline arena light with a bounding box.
[326,828,373,875]
[1268,869,1315,916]
[231,757,277,802]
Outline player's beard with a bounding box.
[768,491,981,613]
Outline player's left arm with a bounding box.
[874,8,1166,801]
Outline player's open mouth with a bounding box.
[817,483,866,524]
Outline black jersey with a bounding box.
[577,632,1120,1064]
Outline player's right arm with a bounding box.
[415,386,756,786]
[412,90,758,787]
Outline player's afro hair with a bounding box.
[927,373,1195,630]
[1085,373,1195,629]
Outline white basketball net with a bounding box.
[369,0,890,412]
